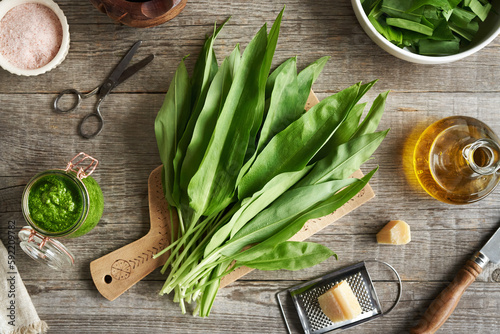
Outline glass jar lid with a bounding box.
[18,227,74,270]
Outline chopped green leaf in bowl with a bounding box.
[362,0,494,55]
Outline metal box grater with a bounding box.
[276,260,401,334]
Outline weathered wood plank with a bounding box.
[18,279,500,333]
[2,0,500,332]
[0,0,499,94]
[1,222,499,286]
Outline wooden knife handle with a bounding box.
[410,260,482,334]
[90,231,169,301]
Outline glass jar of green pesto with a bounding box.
[19,152,104,270]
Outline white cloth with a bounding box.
[0,240,47,334]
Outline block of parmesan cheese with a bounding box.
[376,220,411,245]
[318,281,362,323]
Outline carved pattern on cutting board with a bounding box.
[111,259,132,280]
[126,234,169,272]
[109,230,169,280]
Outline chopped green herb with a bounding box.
[449,20,479,40]
[418,38,460,54]
[430,19,455,40]
[466,0,492,21]
[386,17,435,35]
[408,0,451,12]
[450,7,477,27]
[381,0,424,22]
[370,15,404,45]
[363,0,494,55]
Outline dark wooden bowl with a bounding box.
[90,0,187,28]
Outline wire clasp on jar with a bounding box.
[24,227,50,249]
[65,152,99,179]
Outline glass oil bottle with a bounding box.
[413,116,500,204]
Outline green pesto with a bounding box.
[69,174,104,238]
[27,171,104,237]
[28,173,83,233]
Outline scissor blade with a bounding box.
[115,54,155,87]
[106,40,143,85]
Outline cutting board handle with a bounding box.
[410,260,482,334]
[90,230,169,301]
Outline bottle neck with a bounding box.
[462,139,500,175]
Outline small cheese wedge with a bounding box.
[376,220,411,245]
[318,288,344,322]
[318,281,362,323]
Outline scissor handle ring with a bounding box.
[78,111,104,139]
[54,89,83,113]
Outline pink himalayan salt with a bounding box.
[0,3,63,70]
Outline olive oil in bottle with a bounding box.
[413,116,500,204]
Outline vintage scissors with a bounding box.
[54,40,154,139]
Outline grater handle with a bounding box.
[409,260,482,334]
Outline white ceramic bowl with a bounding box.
[0,0,70,76]
[351,0,500,64]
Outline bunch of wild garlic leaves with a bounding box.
[154,9,389,317]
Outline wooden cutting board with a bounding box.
[90,91,376,300]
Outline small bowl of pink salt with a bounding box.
[0,0,70,76]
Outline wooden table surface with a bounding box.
[1,0,500,333]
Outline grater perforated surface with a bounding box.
[298,272,375,332]
[285,262,383,334]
